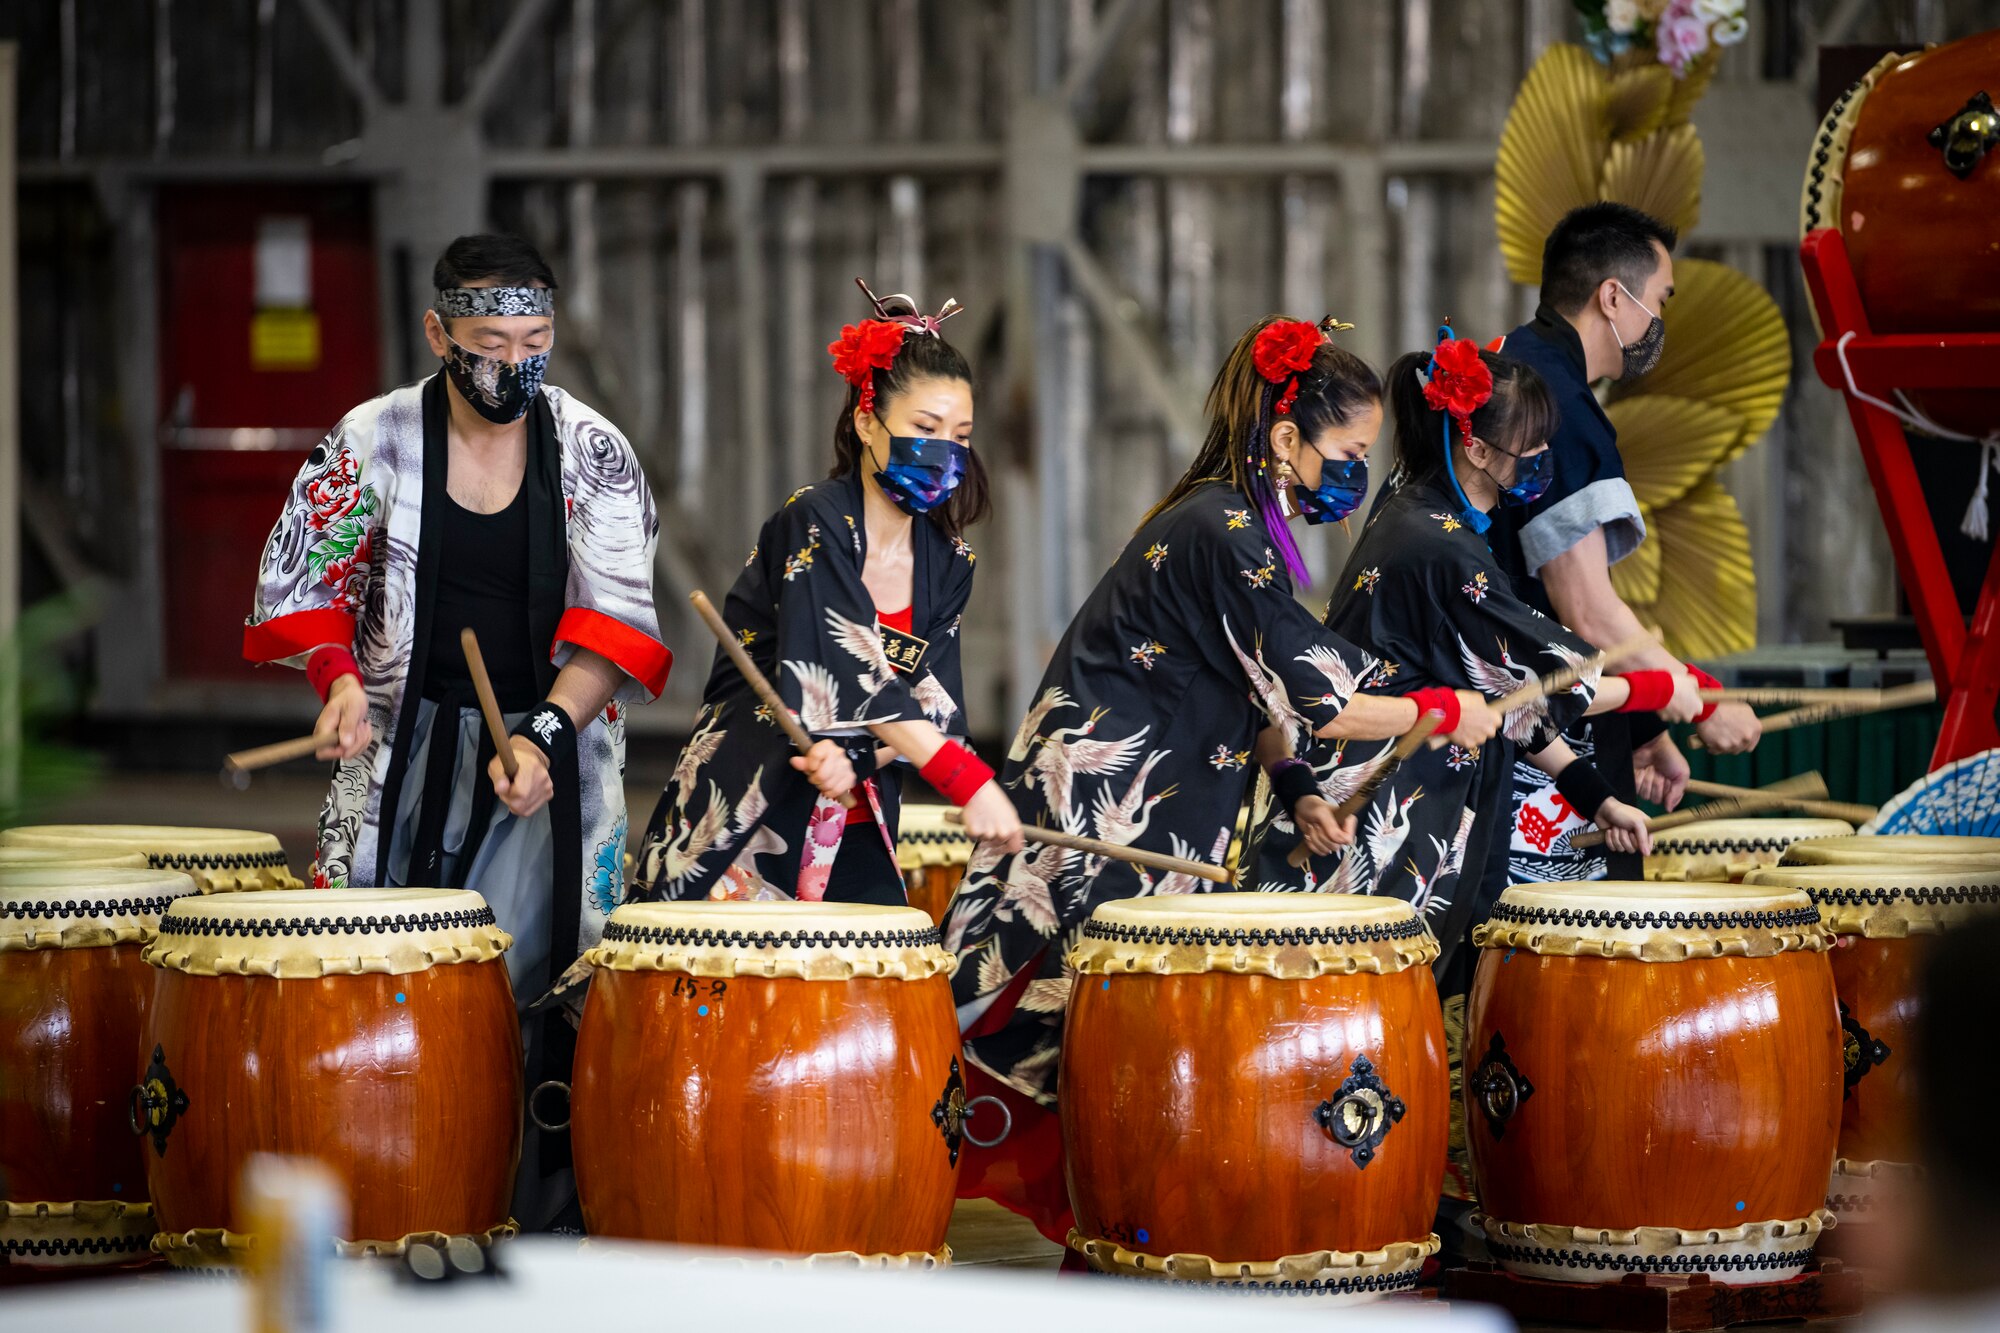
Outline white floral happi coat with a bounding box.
[244,376,669,959]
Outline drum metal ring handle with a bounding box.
[128,1083,158,1136]
[529,1080,572,1133]
[1312,1055,1404,1170]
[960,1094,1012,1148]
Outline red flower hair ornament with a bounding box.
[827,276,964,416]
[1420,333,1494,436]
[1252,319,1325,416]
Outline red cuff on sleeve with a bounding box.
[306,646,361,702]
[1684,663,1722,723]
[243,608,357,666]
[553,607,672,699]
[920,740,996,809]
[1618,670,1677,714]
[1407,686,1462,735]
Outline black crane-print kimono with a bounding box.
[945,480,1380,1107]
[633,473,975,901]
[1246,479,1601,974]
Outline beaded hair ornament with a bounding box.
[1246,314,1357,585]
[1416,323,1504,534]
[826,278,964,415]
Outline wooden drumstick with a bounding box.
[1694,686,1887,709]
[1681,777,1876,825]
[1290,713,1445,870]
[690,591,855,810]
[941,809,1231,885]
[1688,680,1936,749]
[1685,772,1830,802]
[221,731,340,789]
[1426,631,1655,751]
[461,627,520,782]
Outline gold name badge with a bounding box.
[878,623,930,675]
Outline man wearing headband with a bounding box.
[1488,202,1760,885]
[243,233,669,1228]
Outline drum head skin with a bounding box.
[143,888,510,978]
[589,900,951,980]
[0,866,201,952]
[1475,881,1828,961]
[0,825,301,892]
[1070,892,1438,977]
[1745,863,2000,937]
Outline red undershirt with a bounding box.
[845,606,912,824]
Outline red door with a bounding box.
[157,186,380,680]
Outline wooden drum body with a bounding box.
[896,804,973,926]
[1746,863,2000,1223]
[139,889,522,1265]
[0,868,198,1268]
[1061,894,1448,1300]
[1802,32,2000,435]
[0,824,304,893]
[1645,818,1853,882]
[570,902,964,1263]
[1466,883,1842,1285]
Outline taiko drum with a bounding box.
[896,803,974,926]
[1643,818,1854,883]
[0,824,304,893]
[1778,834,2000,872]
[1061,894,1448,1300]
[1746,862,2000,1223]
[568,901,968,1263]
[138,889,522,1265]
[1801,30,2000,435]
[0,867,200,1269]
[1465,882,1842,1284]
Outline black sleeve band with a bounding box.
[1268,760,1320,815]
[1627,710,1669,749]
[1554,759,1618,823]
[844,739,881,781]
[512,703,577,762]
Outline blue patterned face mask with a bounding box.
[873,431,969,516]
[443,333,550,424]
[1295,456,1368,525]
[1497,447,1554,506]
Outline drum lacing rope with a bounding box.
[155,907,498,938]
[1,894,185,920]
[1485,903,1822,931]
[600,921,943,950]
[1834,331,2000,541]
[1805,884,2000,907]
[1080,918,1428,948]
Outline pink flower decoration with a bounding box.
[1655,0,1710,74]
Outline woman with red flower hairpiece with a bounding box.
[634,280,1021,908]
[942,315,1505,1248]
[1244,336,1687,1227]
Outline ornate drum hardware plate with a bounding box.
[1838,1003,1891,1099]
[1469,1033,1534,1140]
[1312,1054,1406,1169]
[931,1057,1010,1166]
[129,1044,189,1156]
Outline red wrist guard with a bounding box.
[307,646,361,703]
[920,740,996,809]
[1684,663,1722,722]
[1618,670,1676,714]
[1407,686,1461,735]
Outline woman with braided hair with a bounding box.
[633,281,1021,906]
[944,315,1502,1245]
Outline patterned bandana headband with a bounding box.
[435,287,556,319]
[828,277,964,415]
[1417,323,1499,534]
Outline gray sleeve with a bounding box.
[1517,477,1647,575]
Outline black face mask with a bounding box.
[1614,282,1665,380]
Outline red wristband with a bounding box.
[306,646,361,703]
[1407,686,1461,735]
[1684,663,1722,722]
[920,740,997,809]
[1617,669,1676,714]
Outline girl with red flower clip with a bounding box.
[940,315,1505,1249]
[635,280,1020,910]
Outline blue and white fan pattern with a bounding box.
[1862,747,2000,837]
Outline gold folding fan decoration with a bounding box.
[1494,43,1788,658]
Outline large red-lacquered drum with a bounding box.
[570,901,964,1263]
[0,867,199,1269]
[1061,894,1448,1301]
[1744,862,2000,1225]
[138,889,522,1266]
[0,825,304,893]
[1466,883,1842,1284]
[1800,31,2000,435]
